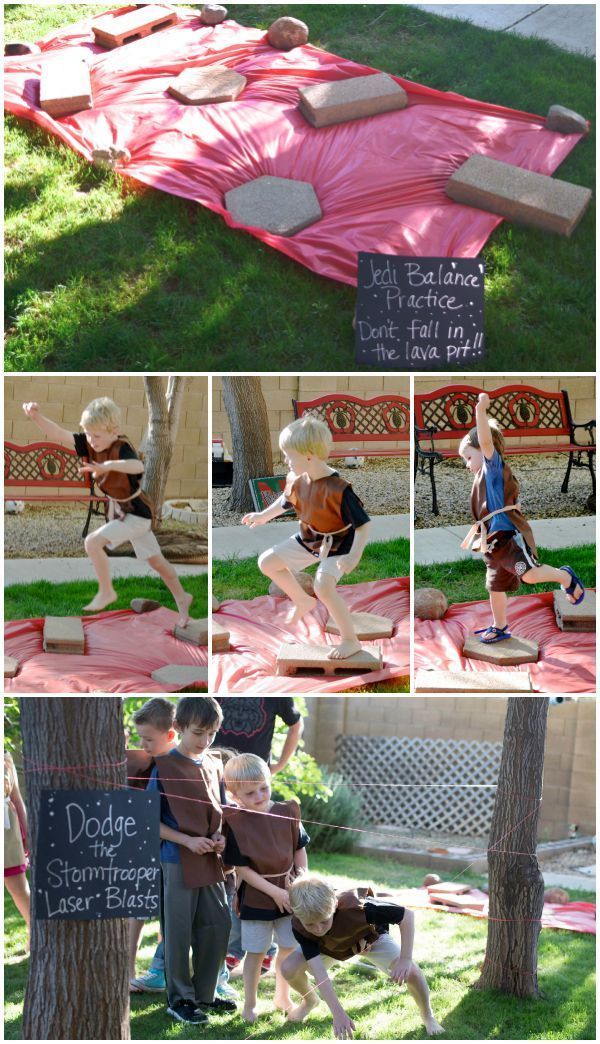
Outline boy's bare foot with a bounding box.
[287,593,318,626]
[274,991,292,1013]
[175,591,194,628]
[287,995,319,1023]
[423,1015,445,1035]
[83,589,117,612]
[242,1005,258,1023]
[328,638,362,660]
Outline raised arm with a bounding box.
[475,393,494,460]
[271,717,304,774]
[22,402,74,449]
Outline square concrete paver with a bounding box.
[415,669,533,692]
[43,616,85,654]
[39,56,92,118]
[225,176,322,236]
[554,589,596,631]
[299,72,407,128]
[168,68,246,105]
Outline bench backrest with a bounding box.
[5,441,91,489]
[248,475,288,513]
[293,394,410,444]
[413,385,573,443]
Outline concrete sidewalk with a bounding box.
[213,514,410,560]
[412,4,595,57]
[4,558,207,586]
[415,515,595,565]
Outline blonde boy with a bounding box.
[284,873,443,1040]
[223,753,309,1022]
[22,397,193,624]
[242,416,371,659]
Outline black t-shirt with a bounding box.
[215,698,301,763]
[281,473,370,558]
[224,819,310,920]
[73,432,151,519]
[292,898,406,961]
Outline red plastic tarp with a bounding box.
[214,577,409,693]
[3,7,586,285]
[4,607,208,693]
[401,887,596,934]
[414,591,596,693]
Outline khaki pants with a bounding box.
[162,861,231,1008]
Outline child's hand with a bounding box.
[241,512,264,528]
[477,393,490,411]
[185,835,215,855]
[22,401,40,420]
[389,956,414,984]
[210,830,226,854]
[271,886,292,914]
[78,462,108,479]
[333,1009,356,1040]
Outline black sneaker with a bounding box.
[196,997,238,1014]
[167,1000,208,1024]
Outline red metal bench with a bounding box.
[414,385,595,515]
[293,393,409,457]
[4,441,106,536]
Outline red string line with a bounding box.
[450,802,543,883]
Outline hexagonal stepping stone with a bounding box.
[415,669,533,692]
[43,617,85,654]
[92,5,178,49]
[225,176,322,237]
[174,618,209,646]
[276,643,382,677]
[168,67,246,105]
[212,620,230,652]
[298,72,407,129]
[39,55,92,118]
[546,105,588,135]
[463,634,538,666]
[554,589,596,631]
[151,664,209,689]
[325,612,393,640]
[4,656,19,678]
[446,155,591,237]
[131,598,162,614]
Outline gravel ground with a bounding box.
[213,457,410,527]
[4,504,206,558]
[415,453,595,528]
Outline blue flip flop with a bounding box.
[560,565,585,606]
[474,625,512,644]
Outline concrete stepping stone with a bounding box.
[168,67,246,105]
[299,72,407,128]
[212,619,230,652]
[446,154,592,237]
[276,642,382,676]
[131,598,162,614]
[151,664,209,688]
[546,105,588,135]
[415,669,533,692]
[325,612,393,640]
[174,618,209,646]
[43,616,85,654]
[427,882,470,896]
[463,634,539,666]
[4,656,19,678]
[225,176,322,237]
[92,5,178,49]
[39,55,92,118]
[553,589,596,631]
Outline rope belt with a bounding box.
[461,504,522,554]
[261,861,295,881]
[300,521,352,560]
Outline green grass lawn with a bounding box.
[5,852,595,1040]
[4,4,595,371]
[4,574,207,621]
[415,544,595,605]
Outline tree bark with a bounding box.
[21,697,130,1040]
[141,375,187,527]
[473,697,549,998]
[222,376,273,513]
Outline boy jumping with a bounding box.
[459,394,585,643]
[242,416,371,659]
[22,397,192,624]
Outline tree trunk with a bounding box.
[141,375,187,527]
[473,697,549,998]
[21,697,130,1040]
[222,376,273,512]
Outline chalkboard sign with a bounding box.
[356,253,485,370]
[35,789,160,920]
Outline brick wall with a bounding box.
[5,376,208,500]
[213,375,410,459]
[302,697,595,839]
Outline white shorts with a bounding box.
[94,514,161,561]
[267,535,347,582]
[241,914,296,954]
[320,933,401,974]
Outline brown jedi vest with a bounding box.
[126,748,155,790]
[292,887,380,961]
[470,459,538,556]
[85,436,154,520]
[223,799,300,911]
[284,473,352,553]
[154,752,225,889]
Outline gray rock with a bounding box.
[546,104,588,135]
[5,41,41,56]
[267,16,309,51]
[200,4,228,26]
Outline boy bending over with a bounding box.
[242,417,371,659]
[283,872,443,1040]
[22,397,192,624]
